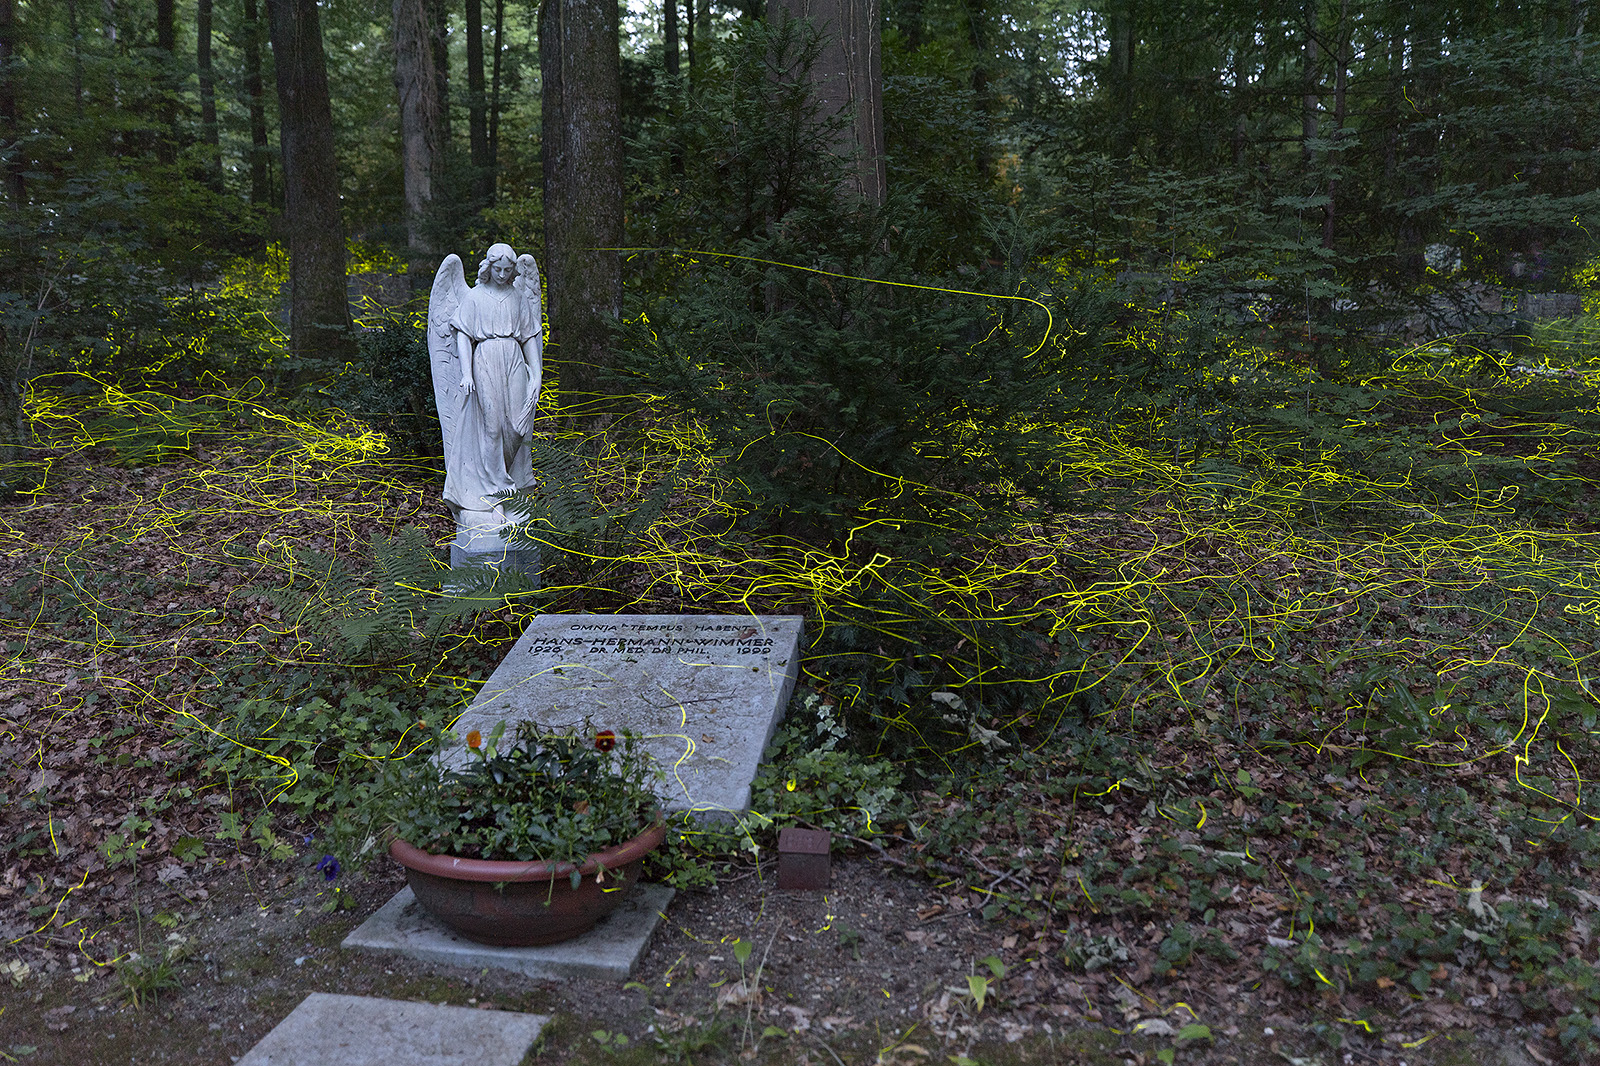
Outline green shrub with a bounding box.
[751,693,908,837]
[615,19,1106,549]
[319,321,441,459]
[197,673,440,820]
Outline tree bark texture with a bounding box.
[1397,21,1441,284]
[243,0,272,205]
[489,0,505,167]
[68,0,84,115]
[1108,0,1133,160]
[429,0,450,140]
[267,0,356,362]
[1230,47,1247,168]
[685,0,695,69]
[197,0,223,191]
[665,0,680,76]
[395,0,444,295]
[0,0,30,479]
[891,0,924,50]
[1301,0,1319,166]
[540,0,624,401]
[0,279,41,482]
[1322,0,1348,251]
[466,0,492,203]
[155,0,178,165]
[767,0,887,203]
[0,0,23,206]
[964,0,992,178]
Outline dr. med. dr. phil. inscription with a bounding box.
[449,614,806,817]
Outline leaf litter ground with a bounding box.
[1,378,1597,1065]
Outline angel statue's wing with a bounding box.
[511,253,544,437]
[427,254,469,472]
[515,253,543,344]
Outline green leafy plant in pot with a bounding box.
[385,719,664,946]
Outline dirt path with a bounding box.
[0,850,1551,1066]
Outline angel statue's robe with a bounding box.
[443,279,540,517]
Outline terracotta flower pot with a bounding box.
[389,822,665,947]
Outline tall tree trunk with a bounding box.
[156,0,175,50]
[665,0,680,75]
[466,0,492,203]
[1108,0,1133,160]
[395,0,444,296]
[101,0,122,112]
[1312,0,1348,379]
[69,0,85,117]
[1397,21,1440,284]
[1108,0,1134,260]
[685,0,695,69]
[696,0,711,53]
[0,0,23,476]
[1230,45,1247,168]
[0,0,23,206]
[1321,0,1347,251]
[430,0,450,140]
[1380,26,1400,190]
[963,0,991,179]
[1301,0,1319,166]
[893,0,924,50]
[767,0,887,203]
[155,0,178,165]
[243,0,272,205]
[267,0,356,363]
[540,0,624,404]
[489,0,504,170]
[197,0,223,191]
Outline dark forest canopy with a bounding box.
[0,0,1595,412]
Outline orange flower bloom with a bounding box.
[466,730,482,749]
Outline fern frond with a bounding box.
[425,565,541,637]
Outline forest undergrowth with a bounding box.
[2,337,1600,1059]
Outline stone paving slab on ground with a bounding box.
[342,883,675,981]
[448,613,804,816]
[234,992,549,1066]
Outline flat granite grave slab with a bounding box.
[343,883,674,981]
[450,613,804,816]
[235,992,548,1066]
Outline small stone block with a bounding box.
[342,883,674,981]
[235,992,548,1066]
[777,827,831,890]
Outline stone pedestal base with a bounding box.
[449,540,543,578]
[449,514,541,583]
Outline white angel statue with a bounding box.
[428,244,544,542]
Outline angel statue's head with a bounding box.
[478,243,518,287]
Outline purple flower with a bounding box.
[314,854,341,881]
